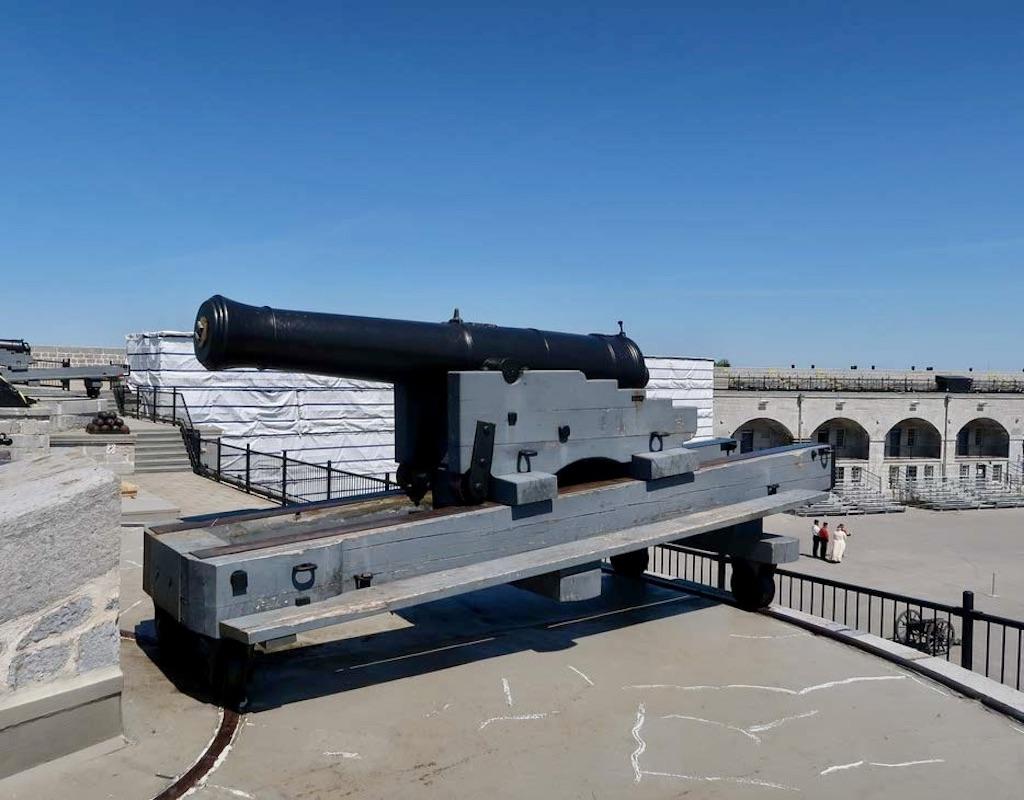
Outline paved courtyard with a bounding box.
[5,570,1024,799]
[766,507,1024,618]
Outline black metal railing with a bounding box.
[650,544,1024,691]
[115,384,397,506]
[724,373,1024,394]
[185,430,396,505]
[114,384,194,428]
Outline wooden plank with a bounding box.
[219,487,821,644]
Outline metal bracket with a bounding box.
[517,448,537,473]
[464,420,496,503]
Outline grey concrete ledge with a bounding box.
[0,666,123,778]
[50,432,136,445]
[766,604,1024,723]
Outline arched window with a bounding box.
[731,418,794,454]
[956,418,1010,458]
[809,418,869,460]
[884,418,941,459]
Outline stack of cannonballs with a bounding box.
[86,410,130,434]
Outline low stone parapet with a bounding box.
[49,431,135,475]
[0,452,122,777]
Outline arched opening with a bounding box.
[809,418,869,460]
[884,418,941,459]
[956,418,1009,458]
[731,418,794,454]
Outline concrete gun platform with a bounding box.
[4,573,1023,799]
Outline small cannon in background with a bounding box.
[0,337,124,406]
[145,296,833,704]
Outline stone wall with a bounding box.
[30,344,125,367]
[0,408,51,461]
[0,453,121,695]
[49,432,135,475]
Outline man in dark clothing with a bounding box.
[816,521,830,559]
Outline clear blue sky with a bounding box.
[3,2,1022,368]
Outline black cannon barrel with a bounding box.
[194,295,649,388]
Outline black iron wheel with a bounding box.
[610,549,650,576]
[731,559,777,611]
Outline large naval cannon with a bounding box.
[145,296,833,705]
[193,295,651,505]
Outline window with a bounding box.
[817,428,830,445]
[851,466,862,484]
[889,466,900,487]
[975,428,984,447]
[907,465,918,483]
[960,464,970,480]
[835,428,846,448]
[993,464,1003,483]
[924,465,934,480]
[836,466,845,483]
[907,428,918,448]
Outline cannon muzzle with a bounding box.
[194,295,649,388]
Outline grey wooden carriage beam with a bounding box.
[219,488,821,645]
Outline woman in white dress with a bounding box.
[831,523,849,563]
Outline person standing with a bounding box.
[831,523,850,563]
[817,521,830,560]
[811,519,821,559]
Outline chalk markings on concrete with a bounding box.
[501,677,513,707]
[630,703,646,783]
[209,786,255,799]
[746,710,820,733]
[323,751,362,759]
[820,758,944,776]
[660,714,761,744]
[478,712,551,730]
[633,702,800,790]
[641,770,801,792]
[907,673,951,697]
[820,761,864,776]
[567,665,594,686]
[425,702,452,718]
[118,598,144,619]
[624,675,904,696]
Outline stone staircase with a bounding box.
[134,426,191,473]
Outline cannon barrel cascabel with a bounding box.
[193,295,649,388]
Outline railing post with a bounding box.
[281,450,288,506]
[172,389,177,423]
[245,444,251,493]
[716,554,727,590]
[961,590,975,671]
[216,437,222,481]
[326,460,332,501]
[136,386,140,417]
[151,386,157,422]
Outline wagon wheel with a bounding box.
[894,609,921,645]
[929,619,955,655]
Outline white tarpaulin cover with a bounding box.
[126,333,714,476]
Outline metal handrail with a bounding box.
[725,373,1024,394]
[651,543,1022,690]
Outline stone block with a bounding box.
[0,453,119,624]
[76,623,118,673]
[8,644,70,689]
[18,597,93,649]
